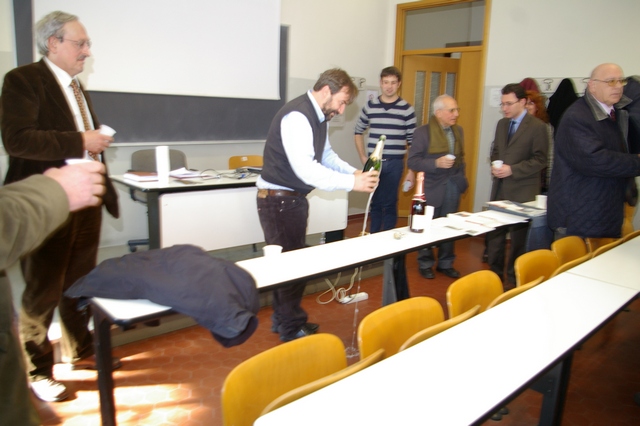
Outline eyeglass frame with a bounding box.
[499,100,523,108]
[57,37,92,50]
[591,78,627,87]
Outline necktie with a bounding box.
[507,120,516,142]
[445,127,455,154]
[610,109,616,122]
[70,79,98,160]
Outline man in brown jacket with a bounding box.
[0,11,119,402]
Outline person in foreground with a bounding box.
[257,68,379,342]
[408,94,468,279]
[548,63,640,239]
[0,11,119,402]
[0,162,107,425]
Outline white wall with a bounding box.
[475,0,640,221]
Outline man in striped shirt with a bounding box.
[355,66,416,232]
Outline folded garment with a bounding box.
[65,245,259,347]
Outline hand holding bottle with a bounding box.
[353,170,379,193]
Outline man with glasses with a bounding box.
[1,11,119,402]
[486,83,548,288]
[407,94,468,280]
[548,63,640,240]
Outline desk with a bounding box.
[565,235,640,291]
[89,215,525,425]
[255,273,638,426]
[111,174,348,251]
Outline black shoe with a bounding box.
[436,267,461,279]
[419,267,435,279]
[280,323,318,342]
[272,322,319,334]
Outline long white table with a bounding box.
[255,239,640,426]
[111,173,348,251]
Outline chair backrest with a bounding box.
[357,296,444,360]
[622,229,640,242]
[131,148,187,172]
[551,236,588,265]
[585,237,618,253]
[229,155,263,169]
[591,238,623,257]
[221,333,347,426]
[514,249,560,287]
[260,348,385,416]
[399,305,480,352]
[549,253,592,278]
[486,276,543,310]
[446,270,503,317]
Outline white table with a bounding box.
[565,235,640,292]
[111,173,348,251]
[255,273,638,426]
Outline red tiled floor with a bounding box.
[35,216,640,425]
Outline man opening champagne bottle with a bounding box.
[257,68,379,342]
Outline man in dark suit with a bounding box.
[408,94,468,279]
[487,83,548,287]
[0,10,119,402]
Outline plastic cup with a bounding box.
[491,160,504,169]
[263,245,283,256]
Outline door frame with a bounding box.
[394,0,491,214]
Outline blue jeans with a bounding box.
[370,158,404,233]
[257,192,309,339]
[418,180,461,269]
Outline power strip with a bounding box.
[338,292,369,304]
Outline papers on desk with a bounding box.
[123,168,217,182]
[486,200,546,217]
[437,210,527,236]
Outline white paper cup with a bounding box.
[65,159,93,165]
[445,154,456,160]
[491,160,503,169]
[263,245,283,256]
[536,194,547,209]
[99,124,116,136]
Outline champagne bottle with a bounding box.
[362,135,386,172]
[409,171,426,233]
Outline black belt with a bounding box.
[257,189,304,198]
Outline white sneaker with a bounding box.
[31,378,68,402]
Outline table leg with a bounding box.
[532,353,573,426]
[146,192,161,249]
[92,305,117,426]
[382,258,397,306]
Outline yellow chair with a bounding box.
[229,155,263,170]
[221,333,346,426]
[621,204,636,237]
[585,237,618,253]
[551,236,588,265]
[260,348,384,416]
[622,229,640,242]
[357,297,444,360]
[486,277,543,310]
[399,305,480,352]
[591,238,624,257]
[549,253,592,278]
[446,270,503,317]
[514,249,560,287]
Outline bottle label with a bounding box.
[411,214,429,231]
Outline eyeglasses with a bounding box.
[445,108,460,113]
[499,101,520,107]
[58,37,92,50]
[592,78,627,87]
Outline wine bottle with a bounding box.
[362,135,386,172]
[409,171,426,233]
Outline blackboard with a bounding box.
[13,1,287,143]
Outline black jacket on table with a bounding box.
[65,245,260,347]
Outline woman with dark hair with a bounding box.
[525,90,553,193]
